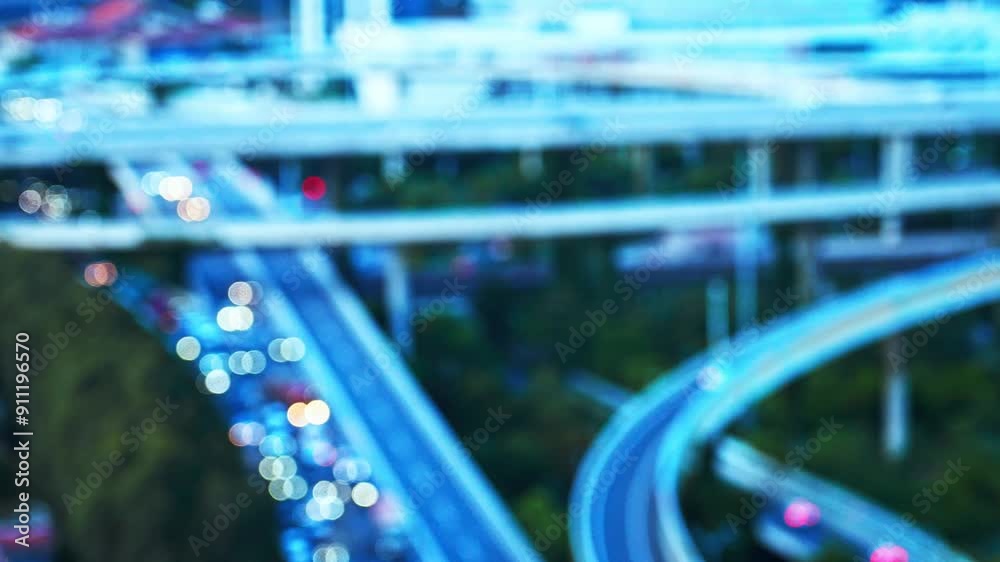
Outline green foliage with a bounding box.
[706,310,1000,561]
[0,250,279,562]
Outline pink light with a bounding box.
[871,545,909,562]
[783,499,821,529]
[302,176,327,200]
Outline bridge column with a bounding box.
[735,139,770,328]
[630,145,655,193]
[279,160,303,213]
[385,247,413,355]
[292,0,327,54]
[291,0,329,94]
[519,149,543,179]
[381,153,407,185]
[882,335,910,460]
[322,159,339,210]
[879,134,912,244]
[706,277,730,345]
[794,143,821,304]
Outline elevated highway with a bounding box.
[572,250,999,562]
[4,173,1000,250]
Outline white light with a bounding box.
[205,369,231,394]
[140,171,168,196]
[313,543,349,562]
[159,175,193,201]
[9,97,35,121]
[269,479,289,501]
[696,364,725,391]
[235,306,254,330]
[313,480,336,499]
[33,98,62,124]
[244,350,266,374]
[357,71,400,116]
[175,336,201,361]
[288,475,308,500]
[305,400,330,425]
[217,306,254,332]
[351,482,379,507]
[333,458,370,483]
[287,402,308,428]
[199,353,226,374]
[259,456,278,480]
[275,456,298,479]
[268,338,286,362]
[18,190,41,214]
[228,281,253,305]
[178,197,211,222]
[245,422,266,446]
[229,351,247,374]
[280,337,306,361]
[59,108,85,132]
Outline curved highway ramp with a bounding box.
[572,251,999,562]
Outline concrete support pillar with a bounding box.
[279,159,303,213]
[381,152,407,185]
[953,135,973,172]
[384,247,412,354]
[292,0,327,54]
[706,277,730,345]
[879,134,912,244]
[291,0,328,94]
[630,145,655,193]
[882,336,910,460]
[519,149,543,180]
[794,143,821,304]
[735,140,771,328]
[322,159,340,211]
[748,140,772,196]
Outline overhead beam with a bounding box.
[3,97,1000,167]
[3,176,1000,250]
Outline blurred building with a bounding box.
[468,0,997,26]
